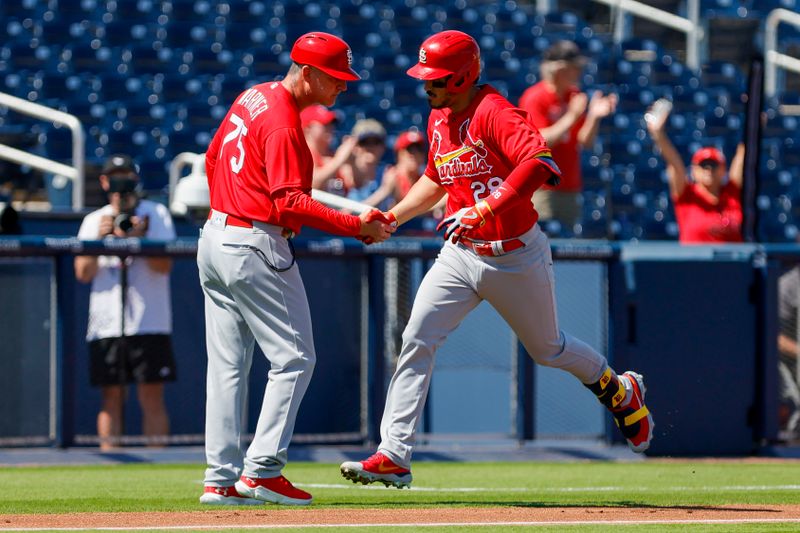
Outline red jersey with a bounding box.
[673,181,743,243]
[519,82,585,193]
[205,82,359,236]
[423,85,558,240]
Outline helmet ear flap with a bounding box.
[445,57,480,94]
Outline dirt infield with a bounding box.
[3,504,800,529]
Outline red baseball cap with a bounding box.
[300,105,337,127]
[691,146,726,167]
[395,130,425,152]
[290,32,360,81]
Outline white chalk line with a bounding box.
[5,518,800,531]
[299,482,800,493]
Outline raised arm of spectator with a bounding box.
[645,103,688,198]
[537,92,587,146]
[728,142,745,189]
[312,135,357,189]
[577,91,617,148]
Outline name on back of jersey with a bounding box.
[237,88,269,121]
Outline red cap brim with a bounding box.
[318,66,361,81]
[406,63,451,80]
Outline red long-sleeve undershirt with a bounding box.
[273,188,362,236]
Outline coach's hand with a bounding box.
[436,202,491,244]
[357,210,397,244]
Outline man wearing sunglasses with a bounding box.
[645,100,744,243]
[340,30,653,489]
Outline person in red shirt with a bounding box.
[339,31,653,489]
[645,100,744,243]
[301,104,358,192]
[518,40,617,230]
[387,130,427,203]
[197,32,394,507]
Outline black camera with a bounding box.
[108,175,141,234]
[114,213,135,233]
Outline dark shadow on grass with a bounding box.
[319,501,783,512]
[92,452,148,463]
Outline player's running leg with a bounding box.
[341,244,482,487]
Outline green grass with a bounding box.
[2,461,800,531]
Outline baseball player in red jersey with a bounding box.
[197,32,394,506]
[341,31,653,488]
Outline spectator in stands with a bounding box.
[74,154,177,451]
[644,101,744,243]
[519,40,617,230]
[779,265,800,441]
[362,129,427,209]
[302,105,357,193]
[339,118,390,209]
[385,130,427,205]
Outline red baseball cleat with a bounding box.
[199,485,263,505]
[340,452,412,488]
[611,371,654,453]
[234,475,312,506]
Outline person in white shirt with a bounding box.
[75,154,177,451]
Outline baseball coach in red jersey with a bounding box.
[198,32,394,506]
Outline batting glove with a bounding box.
[436,201,492,244]
[357,210,398,244]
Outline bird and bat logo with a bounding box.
[432,119,492,184]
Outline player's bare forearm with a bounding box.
[729,142,745,188]
[650,130,688,197]
[146,257,172,274]
[74,255,99,283]
[577,114,601,148]
[389,175,446,225]
[312,136,357,189]
[779,333,798,360]
[539,112,579,145]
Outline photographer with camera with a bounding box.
[75,153,177,451]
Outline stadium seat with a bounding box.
[162,21,221,50]
[218,0,271,24]
[163,125,211,157]
[102,0,156,23]
[161,0,215,23]
[62,43,118,75]
[701,60,746,92]
[122,44,181,76]
[181,100,227,130]
[2,40,58,71]
[211,75,247,104]
[39,16,90,45]
[184,47,234,76]
[220,21,280,51]
[39,124,75,162]
[0,0,42,19]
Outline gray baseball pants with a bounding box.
[378,224,608,468]
[198,213,315,485]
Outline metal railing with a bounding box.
[591,0,703,70]
[168,151,372,215]
[0,92,85,210]
[765,8,800,98]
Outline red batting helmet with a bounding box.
[290,32,360,81]
[406,30,480,94]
